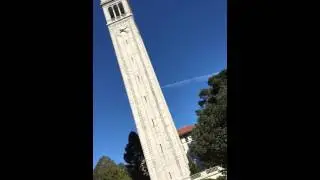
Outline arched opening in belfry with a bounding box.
[113,5,120,17]
[108,7,114,19]
[118,2,125,15]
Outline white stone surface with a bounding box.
[180,135,193,154]
[101,1,191,179]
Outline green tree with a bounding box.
[187,154,201,174]
[203,177,226,180]
[118,163,126,170]
[190,69,227,170]
[123,131,150,180]
[93,156,131,180]
[215,176,227,180]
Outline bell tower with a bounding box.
[100,0,191,179]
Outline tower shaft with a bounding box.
[101,1,190,179]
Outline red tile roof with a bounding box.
[177,125,194,137]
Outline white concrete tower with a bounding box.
[100,0,191,179]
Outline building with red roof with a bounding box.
[177,125,195,153]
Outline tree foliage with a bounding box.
[190,69,227,169]
[188,154,201,174]
[215,176,227,180]
[123,131,150,180]
[93,156,131,180]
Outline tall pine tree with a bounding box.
[190,69,227,170]
[123,131,150,180]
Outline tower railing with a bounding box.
[182,166,224,180]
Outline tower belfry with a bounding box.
[100,0,191,179]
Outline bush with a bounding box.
[215,176,227,180]
[188,155,201,174]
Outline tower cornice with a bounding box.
[107,14,132,26]
[100,0,115,6]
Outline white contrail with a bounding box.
[161,72,218,89]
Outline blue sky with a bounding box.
[93,0,226,167]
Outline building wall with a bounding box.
[180,134,193,154]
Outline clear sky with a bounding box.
[93,0,226,167]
